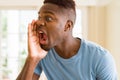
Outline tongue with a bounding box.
[39,33,47,45]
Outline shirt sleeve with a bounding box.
[34,61,42,76]
[96,51,118,80]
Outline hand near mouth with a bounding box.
[28,20,48,61]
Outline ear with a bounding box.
[64,20,73,31]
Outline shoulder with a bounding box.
[81,39,114,64]
[81,39,117,78]
[80,38,114,61]
[81,39,109,56]
[80,39,115,70]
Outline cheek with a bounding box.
[48,28,60,38]
[47,24,64,41]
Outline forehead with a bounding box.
[38,3,65,15]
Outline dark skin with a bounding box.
[37,3,80,58]
[16,3,80,80]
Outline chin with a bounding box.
[41,45,51,51]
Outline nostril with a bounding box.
[36,26,41,32]
[36,19,45,26]
[35,20,45,32]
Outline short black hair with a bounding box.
[44,0,76,11]
[43,0,76,25]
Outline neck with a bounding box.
[54,36,81,59]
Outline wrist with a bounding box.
[26,56,41,66]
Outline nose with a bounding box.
[36,20,45,32]
[36,19,45,27]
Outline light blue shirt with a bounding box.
[34,39,118,80]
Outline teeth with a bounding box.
[39,31,44,34]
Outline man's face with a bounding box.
[36,3,68,51]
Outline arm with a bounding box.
[16,20,47,80]
[16,58,40,80]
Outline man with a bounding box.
[17,0,118,80]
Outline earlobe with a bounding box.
[64,20,73,31]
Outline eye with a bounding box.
[45,16,53,22]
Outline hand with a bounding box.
[27,20,47,61]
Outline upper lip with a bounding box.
[38,29,45,33]
[36,26,45,33]
[39,30,44,34]
[37,29,47,37]
[36,25,47,37]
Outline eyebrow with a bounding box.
[38,11,55,15]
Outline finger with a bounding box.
[31,19,35,26]
[28,23,33,35]
[31,20,37,32]
[28,20,36,34]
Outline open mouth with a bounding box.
[38,30,48,45]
